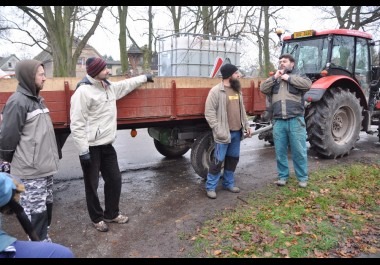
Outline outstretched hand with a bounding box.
[145,74,154,83]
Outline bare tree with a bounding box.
[117,6,129,75]
[167,6,182,34]
[317,6,380,30]
[120,6,156,74]
[111,6,149,75]
[0,11,11,39]
[140,6,154,73]
[6,6,107,77]
[164,6,252,38]
[245,6,283,77]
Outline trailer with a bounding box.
[0,76,267,178]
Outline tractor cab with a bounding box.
[280,29,380,102]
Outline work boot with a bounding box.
[206,190,217,199]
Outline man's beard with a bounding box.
[229,78,241,92]
[98,72,109,81]
[35,83,44,94]
[279,66,293,74]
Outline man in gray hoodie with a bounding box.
[0,60,59,242]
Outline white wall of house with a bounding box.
[0,55,19,75]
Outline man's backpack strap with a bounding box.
[75,76,92,91]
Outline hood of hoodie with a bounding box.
[15,59,44,97]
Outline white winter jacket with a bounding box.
[70,74,148,155]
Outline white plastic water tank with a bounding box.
[158,33,241,77]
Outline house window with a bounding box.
[8,62,12,68]
[77,57,85,68]
[77,57,85,65]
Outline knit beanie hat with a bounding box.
[0,172,16,207]
[220,63,238,79]
[86,57,107,78]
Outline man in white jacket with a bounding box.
[70,57,153,232]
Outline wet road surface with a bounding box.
[2,128,380,257]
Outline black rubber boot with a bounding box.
[46,203,53,228]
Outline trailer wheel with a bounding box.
[153,139,190,158]
[305,87,363,158]
[190,131,215,179]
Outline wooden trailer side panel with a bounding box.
[0,76,267,129]
[116,88,173,121]
[251,79,267,115]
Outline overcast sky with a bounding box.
[0,6,337,67]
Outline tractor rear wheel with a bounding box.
[305,87,362,158]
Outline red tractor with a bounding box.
[258,29,380,158]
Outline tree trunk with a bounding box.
[118,6,129,75]
[263,6,271,77]
[17,6,107,77]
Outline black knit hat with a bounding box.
[220,63,238,79]
[86,57,107,78]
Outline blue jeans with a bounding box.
[206,131,241,191]
[273,116,308,182]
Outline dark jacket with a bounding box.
[0,60,59,179]
[260,70,311,119]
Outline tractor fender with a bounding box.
[304,75,368,109]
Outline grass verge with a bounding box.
[189,162,380,258]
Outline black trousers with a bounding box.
[80,144,121,223]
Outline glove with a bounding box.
[0,161,11,173]
[145,74,154,83]
[79,152,91,167]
